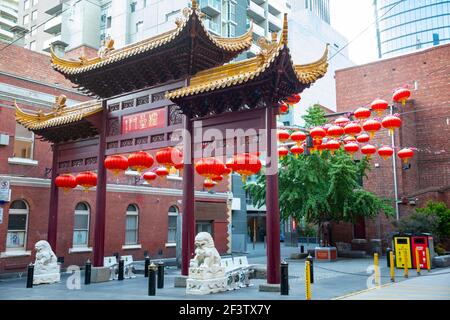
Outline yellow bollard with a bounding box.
[415,248,421,275]
[426,247,431,272]
[305,260,311,300]
[390,251,395,282]
[403,250,409,278]
[374,253,380,286]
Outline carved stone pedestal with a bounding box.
[186,277,228,295]
[33,267,60,285]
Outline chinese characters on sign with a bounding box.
[122,109,165,134]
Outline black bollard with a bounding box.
[84,259,91,285]
[300,245,305,254]
[306,255,314,284]
[26,263,34,288]
[386,248,392,267]
[118,259,124,281]
[144,256,150,278]
[280,261,289,295]
[157,261,165,289]
[148,263,157,296]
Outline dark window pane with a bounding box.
[74,215,89,229]
[75,202,89,211]
[7,214,27,230]
[10,200,27,210]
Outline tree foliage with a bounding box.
[244,106,394,228]
[302,104,327,128]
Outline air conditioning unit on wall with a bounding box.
[0,134,9,146]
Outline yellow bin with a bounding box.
[393,236,412,269]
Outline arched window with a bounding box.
[6,200,29,250]
[73,202,90,247]
[125,204,139,245]
[167,206,178,243]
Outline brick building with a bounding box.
[331,44,450,251]
[0,44,231,274]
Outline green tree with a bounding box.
[302,104,327,128]
[415,201,450,240]
[245,108,394,244]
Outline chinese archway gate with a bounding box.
[15,2,328,285]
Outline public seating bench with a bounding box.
[103,255,137,280]
[221,256,253,290]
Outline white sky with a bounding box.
[330,0,379,65]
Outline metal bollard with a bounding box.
[386,248,392,267]
[300,245,305,254]
[415,248,421,276]
[374,253,380,286]
[144,256,150,278]
[305,261,311,300]
[306,254,314,284]
[157,261,165,289]
[426,247,431,272]
[390,251,395,282]
[280,261,289,296]
[403,250,409,278]
[85,259,91,285]
[118,259,124,281]
[26,263,34,288]
[148,263,157,296]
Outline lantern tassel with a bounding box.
[369,131,375,139]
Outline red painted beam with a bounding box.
[47,144,59,251]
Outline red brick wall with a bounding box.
[331,44,450,249]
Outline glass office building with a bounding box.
[374,0,450,58]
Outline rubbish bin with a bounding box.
[393,234,412,269]
[411,233,434,269]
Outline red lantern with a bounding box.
[398,148,414,163]
[354,107,371,121]
[76,171,97,191]
[327,125,344,139]
[279,102,289,114]
[55,174,77,192]
[362,119,382,138]
[195,158,226,182]
[286,93,301,105]
[310,127,326,143]
[104,155,128,176]
[356,133,370,143]
[142,171,157,182]
[335,116,350,127]
[343,136,356,144]
[156,147,183,170]
[370,99,389,116]
[290,131,306,146]
[382,115,402,135]
[223,166,232,176]
[344,122,362,137]
[378,146,394,160]
[203,180,217,190]
[290,145,304,158]
[361,145,377,158]
[155,167,169,178]
[315,140,327,155]
[393,87,411,106]
[227,153,262,182]
[326,139,341,155]
[277,130,290,143]
[278,147,289,160]
[344,142,359,157]
[211,175,223,182]
[174,161,184,171]
[128,151,154,173]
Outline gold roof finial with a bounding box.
[281,13,288,45]
[192,0,198,10]
[271,32,278,43]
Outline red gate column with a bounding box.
[265,104,281,284]
[93,101,107,267]
[47,144,59,251]
[181,115,195,276]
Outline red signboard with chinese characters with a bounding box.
[122,108,165,134]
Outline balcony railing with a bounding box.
[44,15,62,35]
[247,0,265,22]
[268,13,282,31]
[204,18,220,35]
[199,0,221,16]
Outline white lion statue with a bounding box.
[33,240,60,285]
[189,232,224,278]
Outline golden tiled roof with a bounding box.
[50,9,253,75]
[166,18,329,100]
[15,99,102,130]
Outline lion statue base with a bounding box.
[186,232,227,295]
[33,240,60,285]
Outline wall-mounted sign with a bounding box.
[0,207,3,224]
[0,180,10,203]
[122,108,165,134]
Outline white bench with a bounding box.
[220,256,252,290]
[103,256,118,280]
[121,255,136,279]
[233,256,252,288]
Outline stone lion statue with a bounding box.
[189,232,223,277]
[33,240,60,284]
